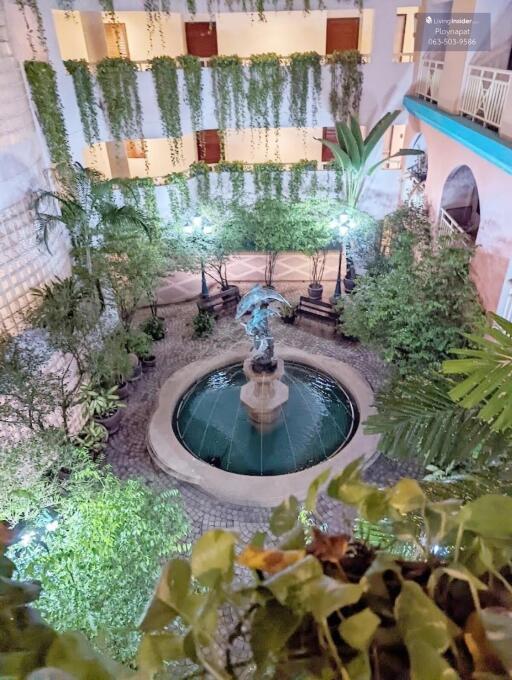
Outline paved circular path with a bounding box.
[106,283,420,546]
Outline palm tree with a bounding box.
[365,314,512,470]
[34,163,148,276]
[319,111,424,207]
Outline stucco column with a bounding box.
[436,0,476,114]
[498,84,512,142]
[106,142,130,178]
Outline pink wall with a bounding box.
[405,116,512,312]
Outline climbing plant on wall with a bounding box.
[64,60,99,146]
[165,171,190,219]
[176,55,203,132]
[253,162,284,200]
[247,54,285,135]
[288,52,322,128]
[24,61,71,167]
[215,161,246,204]
[328,50,363,121]
[210,55,245,130]
[288,159,317,201]
[15,0,46,55]
[96,58,143,141]
[190,161,212,203]
[150,56,182,165]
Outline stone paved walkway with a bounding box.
[106,283,420,547]
[156,250,345,305]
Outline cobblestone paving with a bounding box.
[106,283,421,546]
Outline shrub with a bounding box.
[342,226,483,374]
[140,315,165,341]
[193,310,215,338]
[10,465,188,663]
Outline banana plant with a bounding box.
[319,110,424,207]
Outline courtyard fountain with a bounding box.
[148,285,379,506]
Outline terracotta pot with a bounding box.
[308,283,323,300]
[282,314,296,325]
[344,277,356,294]
[94,407,123,435]
[141,355,156,371]
[117,381,130,400]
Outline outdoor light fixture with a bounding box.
[20,530,35,547]
[331,214,352,303]
[46,519,59,532]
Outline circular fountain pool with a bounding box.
[148,347,379,506]
[173,361,358,476]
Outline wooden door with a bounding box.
[325,18,359,54]
[321,127,337,162]
[197,130,222,164]
[185,22,218,58]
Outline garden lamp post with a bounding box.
[330,215,350,304]
[185,216,214,300]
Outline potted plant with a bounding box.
[344,256,357,293]
[280,303,297,325]
[73,421,109,459]
[126,329,155,371]
[308,249,327,300]
[141,315,165,341]
[80,384,125,435]
[90,331,132,399]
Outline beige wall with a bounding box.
[102,12,186,61]
[224,127,322,163]
[396,6,418,54]
[53,11,89,61]
[217,11,327,56]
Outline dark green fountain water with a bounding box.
[173,361,358,476]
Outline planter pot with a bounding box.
[128,353,141,382]
[94,408,123,435]
[141,355,156,371]
[344,278,356,294]
[282,313,296,325]
[117,381,130,400]
[308,283,323,301]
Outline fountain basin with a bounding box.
[147,347,379,506]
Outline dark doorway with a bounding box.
[185,22,218,58]
[326,18,360,54]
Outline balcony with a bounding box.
[416,58,444,103]
[438,208,467,239]
[460,65,511,131]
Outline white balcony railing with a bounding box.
[393,52,415,64]
[438,208,466,238]
[416,59,444,103]
[460,65,511,130]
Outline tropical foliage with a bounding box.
[6,464,512,678]
[9,462,187,662]
[96,58,143,141]
[342,216,483,374]
[320,111,423,207]
[150,56,182,164]
[328,50,364,121]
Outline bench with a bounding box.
[196,286,241,318]
[296,296,338,328]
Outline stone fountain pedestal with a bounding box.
[240,357,289,427]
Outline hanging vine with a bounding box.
[288,52,322,128]
[328,50,363,121]
[24,61,71,167]
[96,58,143,141]
[15,0,46,55]
[210,55,245,131]
[288,159,317,201]
[253,162,284,200]
[177,55,203,132]
[190,161,212,203]
[215,161,246,204]
[64,59,99,146]
[247,54,285,136]
[165,172,190,219]
[150,56,182,165]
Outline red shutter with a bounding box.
[326,18,360,54]
[197,130,222,164]
[321,127,337,162]
[185,22,218,58]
